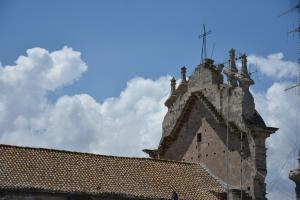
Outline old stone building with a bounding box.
[0,48,277,200]
[144,49,278,200]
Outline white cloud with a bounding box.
[248,52,300,199]
[0,47,87,138]
[253,82,300,200]
[248,53,298,79]
[0,47,170,156]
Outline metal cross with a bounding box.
[198,24,212,63]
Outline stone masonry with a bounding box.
[144,49,278,200]
[289,150,300,200]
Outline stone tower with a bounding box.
[144,49,278,200]
[289,150,300,199]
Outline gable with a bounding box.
[161,97,217,160]
[156,91,243,157]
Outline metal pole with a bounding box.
[240,131,243,200]
[226,87,230,200]
[203,24,207,59]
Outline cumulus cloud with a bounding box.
[248,52,299,199]
[254,82,299,199]
[0,47,87,141]
[254,82,300,200]
[0,47,170,156]
[248,53,298,79]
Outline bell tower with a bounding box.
[144,49,278,200]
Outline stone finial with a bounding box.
[181,66,187,83]
[229,48,238,73]
[289,149,300,200]
[216,64,224,73]
[171,77,176,94]
[164,77,178,108]
[238,54,254,88]
[223,48,238,87]
[204,58,214,66]
[239,54,250,78]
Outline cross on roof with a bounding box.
[198,24,212,63]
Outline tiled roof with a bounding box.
[0,144,225,200]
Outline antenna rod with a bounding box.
[282,0,300,172]
[226,88,230,200]
[240,131,243,200]
[284,2,300,92]
[203,24,207,59]
[211,43,216,59]
[278,1,300,17]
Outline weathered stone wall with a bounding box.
[159,56,275,200]
[162,99,203,160]
[161,97,254,193]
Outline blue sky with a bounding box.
[0,1,299,199]
[0,0,298,100]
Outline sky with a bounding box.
[0,0,299,199]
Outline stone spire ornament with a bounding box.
[229,48,238,72]
[240,54,250,78]
[289,150,300,200]
[171,77,176,94]
[164,77,178,108]
[223,48,238,87]
[238,54,254,89]
[181,66,187,83]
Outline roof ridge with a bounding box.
[158,94,197,152]
[0,143,197,166]
[193,91,224,123]
[194,91,244,134]
[158,91,243,153]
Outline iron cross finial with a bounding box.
[198,24,212,63]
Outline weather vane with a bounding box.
[198,24,212,63]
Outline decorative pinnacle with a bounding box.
[229,48,238,73]
[181,66,187,83]
[223,48,238,87]
[171,77,176,94]
[239,54,250,79]
[289,149,300,197]
[237,54,254,87]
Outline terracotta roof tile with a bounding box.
[0,144,224,199]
